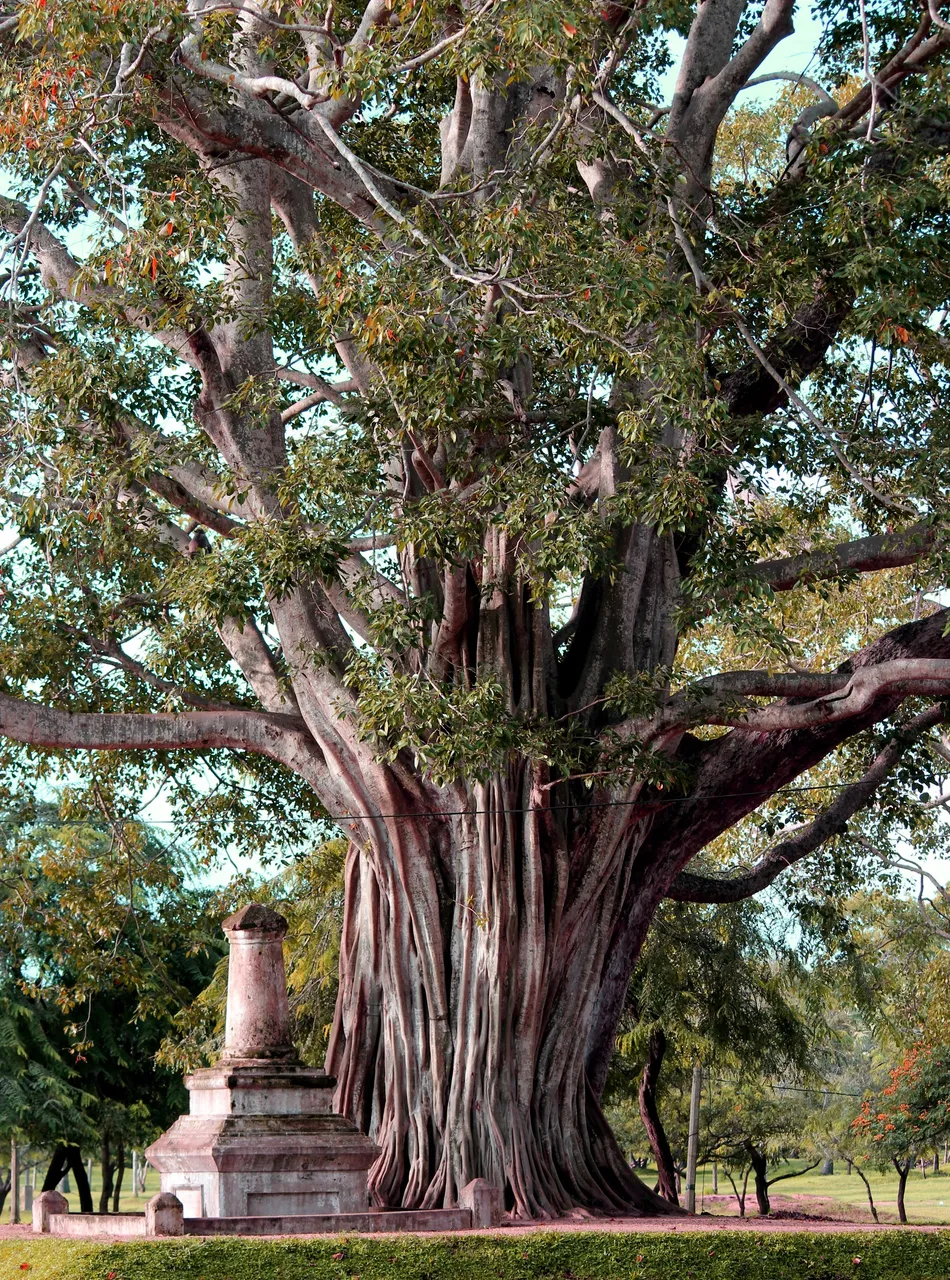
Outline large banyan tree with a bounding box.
[0,0,949,1219]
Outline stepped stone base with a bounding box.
[146,1064,378,1219]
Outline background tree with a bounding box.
[702,1080,819,1216]
[852,1043,950,1224]
[0,797,221,1208]
[0,0,949,1216]
[605,896,819,1204]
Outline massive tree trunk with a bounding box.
[327,774,673,1216]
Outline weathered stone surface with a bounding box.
[186,1064,336,1117]
[146,902,378,1220]
[459,1178,503,1228]
[32,1190,67,1233]
[146,1192,184,1237]
[222,901,295,1062]
[183,1208,472,1235]
[49,1213,147,1239]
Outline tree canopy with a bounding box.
[0,0,948,1217]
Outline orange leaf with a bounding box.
[150,256,158,280]
[563,21,577,35]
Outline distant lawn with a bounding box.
[17,1163,162,1223]
[690,1161,950,1224]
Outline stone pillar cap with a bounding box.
[222,903,288,937]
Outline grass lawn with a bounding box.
[690,1161,950,1224]
[3,1231,950,1280]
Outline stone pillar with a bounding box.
[459,1178,502,1228]
[145,1192,184,1237]
[32,1191,67,1234]
[221,904,295,1061]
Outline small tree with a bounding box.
[852,1043,950,1224]
[704,1082,819,1216]
[606,896,820,1205]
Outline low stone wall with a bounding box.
[48,1213,147,1239]
[34,1180,502,1238]
[183,1208,472,1236]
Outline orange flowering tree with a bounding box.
[852,1044,950,1224]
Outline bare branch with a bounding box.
[666,704,946,902]
[739,71,838,109]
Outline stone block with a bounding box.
[146,1192,184,1237]
[32,1190,67,1233]
[459,1178,502,1228]
[50,1214,147,1238]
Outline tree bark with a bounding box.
[98,1136,114,1216]
[637,1030,679,1206]
[852,1163,879,1223]
[746,1143,770,1216]
[327,780,678,1218]
[894,1157,910,1225]
[67,1148,93,1215]
[42,1145,94,1215]
[111,1141,125,1214]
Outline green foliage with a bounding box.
[0,0,947,808]
[853,1044,950,1171]
[6,1231,950,1280]
[0,796,222,1146]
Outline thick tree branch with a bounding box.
[665,703,946,902]
[754,523,938,591]
[0,690,323,779]
[216,615,301,715]
[719,283,855,419]
[637,658,950,741]
[644,608,950,870]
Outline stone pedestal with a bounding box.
[147,904,377,1219]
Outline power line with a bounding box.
[709,1077,866,1099]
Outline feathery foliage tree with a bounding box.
[0,0,949,1216]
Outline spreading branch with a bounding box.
[754,524,938,591]
[665,704,946,902]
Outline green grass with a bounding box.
[4,1231,950,1280]
[691,1161,950,1225]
